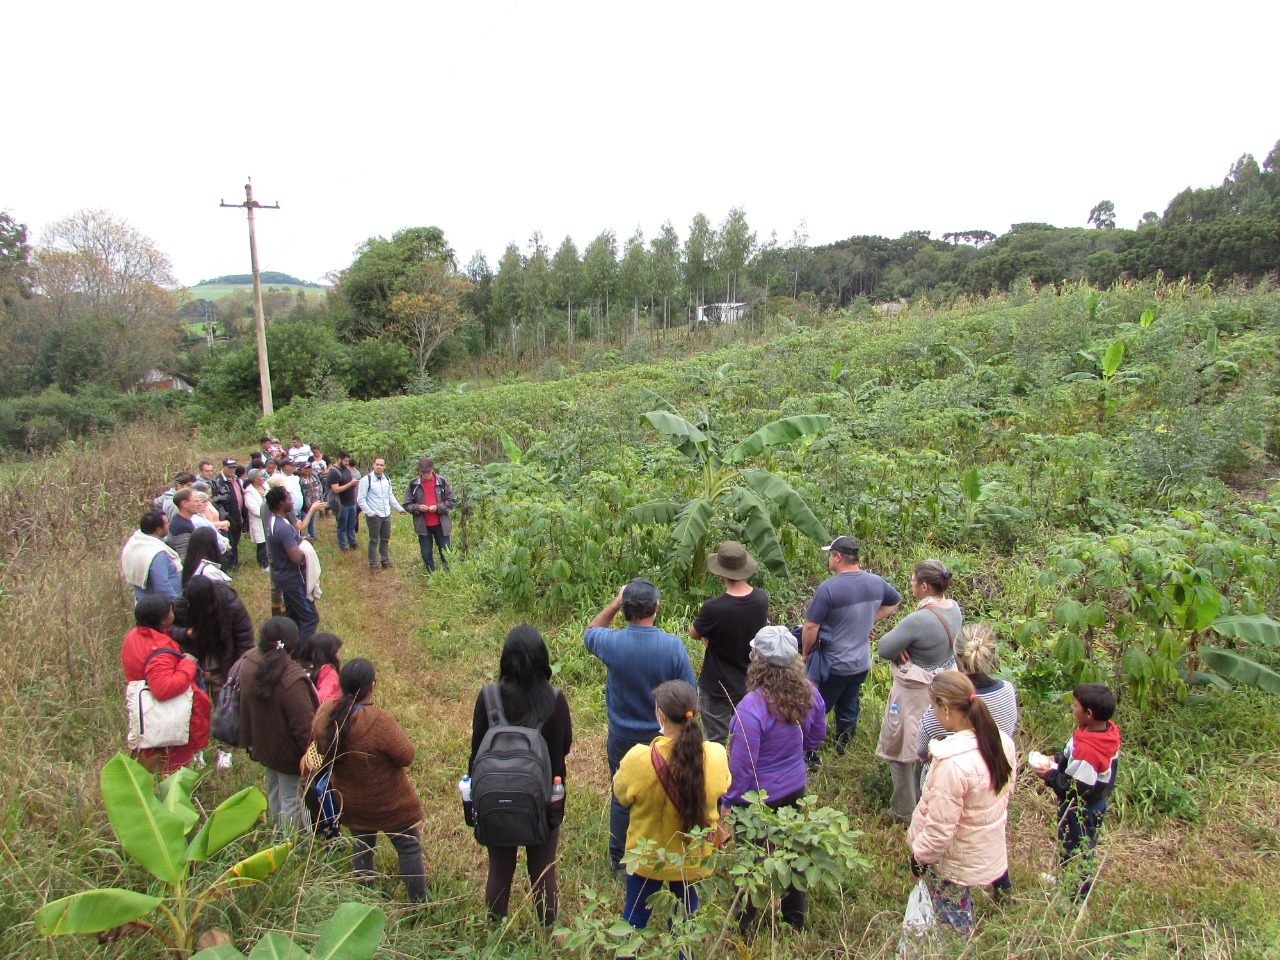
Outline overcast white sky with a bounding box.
[7,1,1278,288]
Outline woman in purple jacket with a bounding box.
[724,624,826,931]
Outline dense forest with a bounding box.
[0,139,1277,447]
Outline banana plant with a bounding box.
[1062,340,1143,423]
[191,903,386,960]
[628,389,830,583]
[1186,613,1280,697]
[35,753,291,957]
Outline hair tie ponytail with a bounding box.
[685,710,694,719]
[968,693,976,703]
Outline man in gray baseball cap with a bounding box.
[585,578,696,871]
[689,541,769,745]
[801,535,902,754]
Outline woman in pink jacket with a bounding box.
[906,670,1016,939]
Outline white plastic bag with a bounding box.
[897,879,936,959]
[126,679,193,750]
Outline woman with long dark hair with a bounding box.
[181,527,230,586]
[613,679,730,931]
[876,560,962,823]
[907,670,1017,939]
[120,595,210,773]
[170,575,253,701]
[237,616,317,834]
[468,625,573,929]
[295,631,343,703]
[724,626,826,931]
[313,658,427,903]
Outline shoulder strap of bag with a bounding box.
[143,647,183,668]
[650,744,682,808]
[922,604,954,645]
[482,683,509,729]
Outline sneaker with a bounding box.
[216,750,233,771]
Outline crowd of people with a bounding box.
[119,443,1123,945]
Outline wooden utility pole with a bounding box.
[220,180,280,416]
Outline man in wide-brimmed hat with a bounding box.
[689,541,770,745]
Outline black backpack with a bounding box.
[471,684,553,847]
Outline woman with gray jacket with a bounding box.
[875,560,962,822]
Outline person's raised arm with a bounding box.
[589,587,626,629]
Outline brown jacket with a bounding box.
[313,701,423,833]
[237,648,317,773]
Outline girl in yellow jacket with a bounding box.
[613,679,731,929]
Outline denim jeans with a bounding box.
[417,526,450,572]
[608,733,648,868]
[351,825,427,903]
[281,583,319,642]
[622,874,698,929]
[337,505,358,549]
[818,669,869,746]
[366,515,392,567]
[1058,799,1105,901]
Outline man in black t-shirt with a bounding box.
[325,450,360,551]
[690,541,769,744]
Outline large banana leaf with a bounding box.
[188,786,268,861]
[672,498,714,550]
[643,411,710,464]
[721,487,787,577]
[249,932,310,960]
[192,948,249,960]
[310,903,386,960]
[1209,614,1280,648]
[495,427,523,464]
[210,841,294,892]
[626,500,682,527]
[723,416,829,464]
[158,766,201,836]
[739,470,830,545]
[639,387,680,416]
[1199,648,1280,695]
[1102,341,1125,379]
[101,753,188,885]
[34,889,162,935]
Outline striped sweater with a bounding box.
[916,678,1020,762]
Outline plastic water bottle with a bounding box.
[458,775,475,827]
[889,703,901,730]
[549,776,566,826]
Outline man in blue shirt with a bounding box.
[802,536,901,754]
[266,485,319,641]
[120,510,182,603]
[585,578,696,871]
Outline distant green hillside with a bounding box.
[197,271,322,287]
[185,281,329,302]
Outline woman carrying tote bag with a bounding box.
[120,594,211,773]
[876,560,961,823]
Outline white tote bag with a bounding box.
[126,649,194,750]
